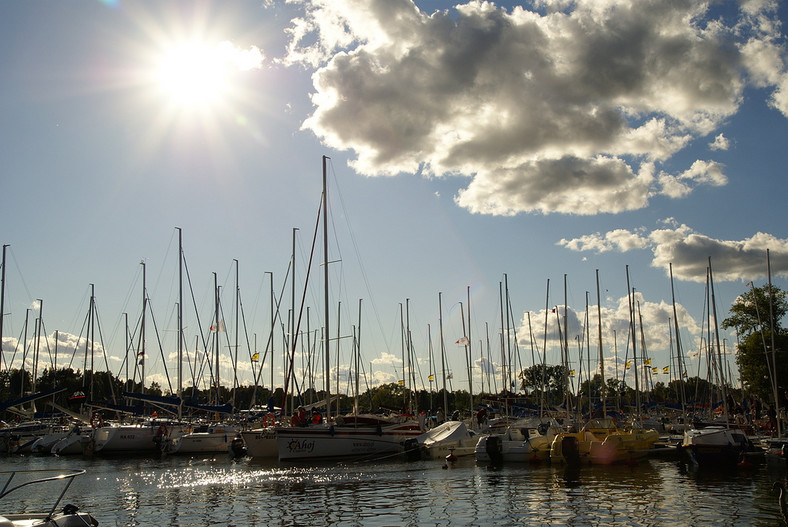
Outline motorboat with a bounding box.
[51,427,93,456]
[681,425,761,466]
[162,423,238,455]
[0,421,55,455]
[550,418,657,465]
[0,468,99,526]
[417,421,479,459]
[588,424,660,464]
[475,417,562,464]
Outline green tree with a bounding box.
[722,284,787,402]
[722,284,786,335]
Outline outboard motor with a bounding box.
[230,435,247,458]
[403,438,422,461]
[561,435,581,465]
[485,435,503,465]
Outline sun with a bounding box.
[154,41,231,107]
[152,40,263,109]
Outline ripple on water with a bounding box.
[4,454,786,526]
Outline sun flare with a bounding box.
[153,40,263,108]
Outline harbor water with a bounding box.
[3,453,787,526]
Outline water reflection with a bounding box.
[4,454,787,526]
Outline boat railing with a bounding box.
[0,468,86,521]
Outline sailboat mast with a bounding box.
[355,298,361,415]
[626,266,639,418]
[89,284,96,401]
[406,299,413,413]
[323,155,331,421]
[460,301,470,416]
[400,302,406,410]
[177,227,183,417]
[0,245,6,370]
[213,272,220,405]
[141,262,146,395]
[499,282,507,415]
[21,309,29,397]
[269,271,274,398]
[438,292,448,415]
[504,275,512,401]
[467,285,473,415]
[669,263,687,423]
[234,258,240,410]
[541,279,549,418]
[596,270,606,419]
[563,274,570,424]
[767,249,781,436]
[708,257,730,424]
[32,299,42,397]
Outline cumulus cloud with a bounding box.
[559,223,788,282]
[520,292,703,379]
[1,331,105,370]
[217,41,265,71]
[657,160,728,198]
[709,133,730,151]
[284,0,786,215]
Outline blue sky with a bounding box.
[1,0,787,400]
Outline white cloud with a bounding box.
[560,223,788,282]
[521,293,699,360]
[283,0,785,215]
[709,133,730,151]
[657,160,728,198]
[216,41,265,71]
[558,228,650,253]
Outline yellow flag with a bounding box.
[645,359,652,366]
[663,366,670,373]
[428,374,434,381]
[569,370,575,377]
[398,380,405,386]
[652,367,658,374]
[251,353,259,362]
[625,361,631,368]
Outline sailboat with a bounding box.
[681,258,761,466]
[275,157,423,462]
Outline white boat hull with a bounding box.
[241,429,278,458]
[165,426,237,454]
[92,422,179,454]
[276,421,422,462]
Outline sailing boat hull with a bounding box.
[241,428,278,458]
[276,420,422,462]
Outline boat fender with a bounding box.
[158,424,168,437]
[329,425,335,437]
[376,424,383,437]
